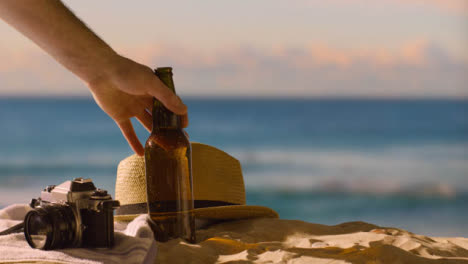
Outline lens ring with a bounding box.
[24,208,53,250]
[24,205,78,250]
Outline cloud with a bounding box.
[0,40,467,98]
[119,40,468,98]
[0,46,85,96]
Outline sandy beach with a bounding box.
[1,205,468,263]
[157,218,468,264]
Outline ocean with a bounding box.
[0,98,467,237]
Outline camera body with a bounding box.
[25,178,120,250]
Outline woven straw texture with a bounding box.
[115,143,245,205]
[115,142,278,221]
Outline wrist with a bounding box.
[84,49,122,88]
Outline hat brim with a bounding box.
[114,205,279,222]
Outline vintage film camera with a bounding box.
[24,178,119,250]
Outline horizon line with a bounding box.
[0,95,467,101]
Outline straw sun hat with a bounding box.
[114,142,278,222]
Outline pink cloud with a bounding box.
[0,40,466,98]
[119,41,468,97]
[0,44,84,95]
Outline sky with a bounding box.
[0,0,466,98]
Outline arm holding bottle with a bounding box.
[0,0,188,155]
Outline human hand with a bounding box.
[0,1,188,156]
[87,55,188,156]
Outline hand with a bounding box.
[88,55,188,156]
[0,1,188,156]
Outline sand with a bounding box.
[156,218,468,264]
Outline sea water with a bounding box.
[0,98,466,237]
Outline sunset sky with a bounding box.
[0,0,466,97]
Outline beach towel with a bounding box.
[0,204,157,264]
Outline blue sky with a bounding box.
[0,0,466,97]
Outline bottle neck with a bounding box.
[152,99,181,131]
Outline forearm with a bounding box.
[0,0,117,83]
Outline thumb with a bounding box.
[147,77,187,115]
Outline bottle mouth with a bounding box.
[155,67,173,74]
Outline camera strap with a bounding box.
[0,222,24,236]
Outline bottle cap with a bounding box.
[154,67,176,93]
[155,67,173,74]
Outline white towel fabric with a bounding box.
[0,204,157,264]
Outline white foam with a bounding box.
[227,143,468,195]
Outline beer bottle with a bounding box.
[144,67,195,243]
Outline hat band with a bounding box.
[116,200,239,215]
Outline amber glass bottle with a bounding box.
[144,67,195,243]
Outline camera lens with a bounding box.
[24,205,78,250]
[25,211,51,249]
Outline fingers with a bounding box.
[180,113,189,128]
[136,110,153,132]
[137,107,187,129]
[117,119,144,156]
[143,97,154,113]
[137,112,187,129]
[137,95,188,130]
[146,78,187,115]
